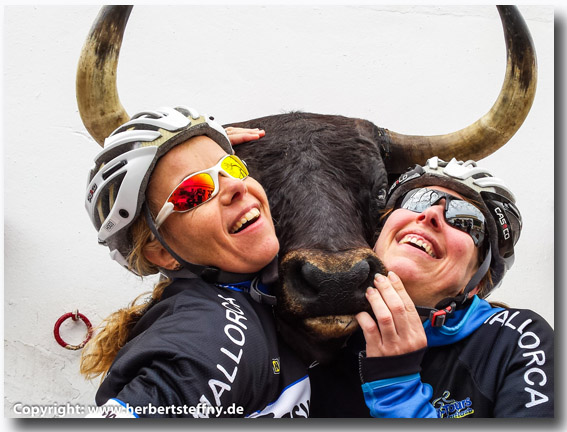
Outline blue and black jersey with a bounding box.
[309,297,554,418]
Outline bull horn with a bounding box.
[383,6,537,173]
[76,6,133,146]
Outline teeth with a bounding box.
[400,235,437,258]
[230,208,260,234]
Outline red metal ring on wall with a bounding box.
[53,311,93,350]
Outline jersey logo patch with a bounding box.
[272,358,281,374]
[433,391,474,418]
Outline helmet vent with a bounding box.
[102,160,128,180]
[94,172,127,229]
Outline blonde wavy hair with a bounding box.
[80,214,172,381]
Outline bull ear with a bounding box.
[383,6,537,173]
[76,6,132,146]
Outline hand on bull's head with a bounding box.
[225,126,266,145]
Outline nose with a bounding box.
[301,259,371,293]
[416,198,445,230]
[298,254,383,310]
[279,249,387,316]
[218,175,247,206]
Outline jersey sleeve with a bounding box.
[359,348,439,418]
[362,374,438,418]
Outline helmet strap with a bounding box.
[460,245,492,301]
[416,245,492,327]
[143,205,257,284]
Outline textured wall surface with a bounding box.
[3,5,555,419]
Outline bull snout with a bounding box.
[275,247,386,363]
[278,248,386,318]
[300,259,371,300]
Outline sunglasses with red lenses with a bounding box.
[154,154,249,229]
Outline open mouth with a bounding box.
[399,234,437,258]
[230,208,261,234]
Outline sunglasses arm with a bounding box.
[154,202,175,231]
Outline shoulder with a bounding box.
[465,307,554,364]
[136,280,268,348]
[481,308,553,340]
[472,308,554,415]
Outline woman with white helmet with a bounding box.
[81,106,309,418]
[309,157,554,418]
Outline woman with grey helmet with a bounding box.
[82,105,309,418]
[309,157,554,418]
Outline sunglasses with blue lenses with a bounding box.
[396,187,486,247]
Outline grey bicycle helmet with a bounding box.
[85,106,233,273]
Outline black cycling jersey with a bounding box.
[310,299,554,418]
[90,277,310,418]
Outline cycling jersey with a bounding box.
[309,296,554,418]
[88,277,310,418]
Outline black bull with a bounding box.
[76,6,537,364]
[230,114,388,363]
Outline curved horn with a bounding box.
[383,6,537,173]
[76,6,133,146]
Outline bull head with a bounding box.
[77,6,536,364]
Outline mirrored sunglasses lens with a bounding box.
[221,156,249,179]
[445,200,485,244]
[401,188,440,213]
[169,173,215,211]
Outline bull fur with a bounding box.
[231,113,389,363]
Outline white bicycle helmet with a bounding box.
[85,106,233,272]
[385,157,522,324]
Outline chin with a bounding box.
[253,239,280,267]
[238,250,279,274]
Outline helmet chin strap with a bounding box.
[144,205,258,284]
[415,245,492,327]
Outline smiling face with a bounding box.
[145,136,279,274]
[374,186,480,308]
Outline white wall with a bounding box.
[3,4,555,418]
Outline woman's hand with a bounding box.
[356,271,427,357]
[225,127,265,145]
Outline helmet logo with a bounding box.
[494,206,511,240]
[388,170,421,195]
[104,219,116,232]
[87,183,98,203]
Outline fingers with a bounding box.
[386,271,418,316]
[225,127,266,145]
[356,310,383,357]
[372,272,410,333]
[363,272,427,356]
[226,127,260,135]
[366,282,399,342]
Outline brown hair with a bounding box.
[80,214,171,381]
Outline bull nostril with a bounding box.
[300,260,371,291]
